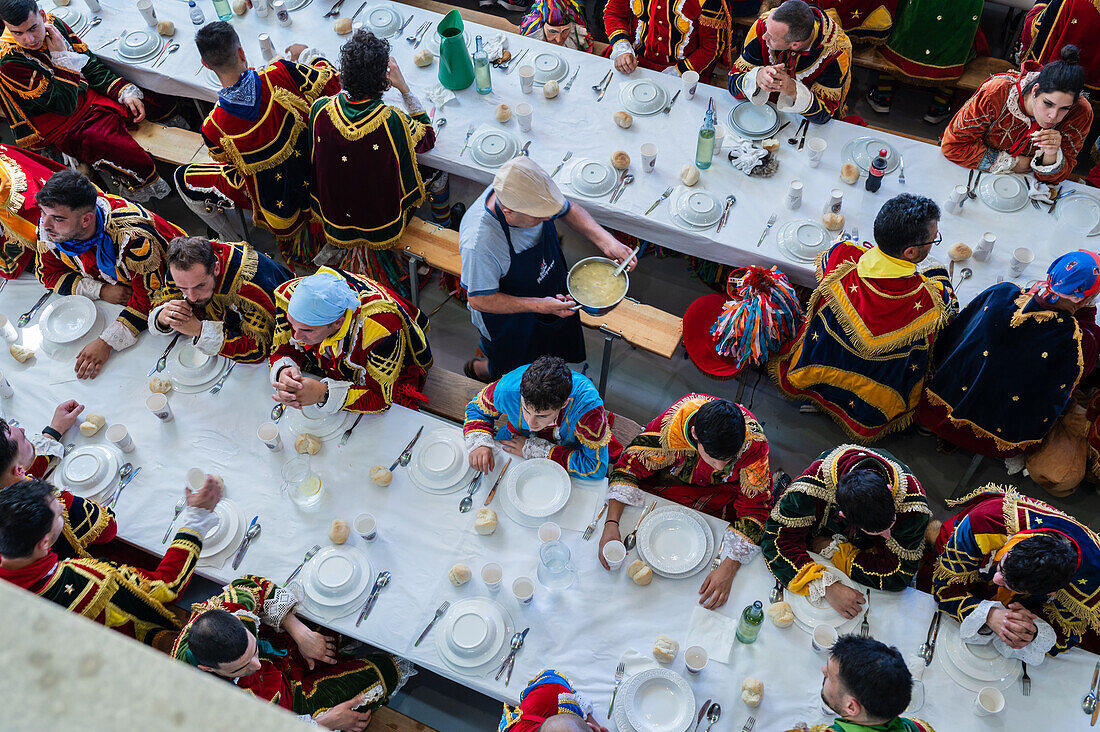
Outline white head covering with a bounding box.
[493,157,566,218]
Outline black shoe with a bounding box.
[866,89,892,114]
[448,202,466,231]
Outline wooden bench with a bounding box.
[399,217,684,396]
[131,121,213,166]
[371,707,439,732]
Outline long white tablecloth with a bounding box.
[1,275,1097,730]
[57,0,1098,305]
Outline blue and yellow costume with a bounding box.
[464,364,614,480]
[499,669,588,731]
[932,486,1100,655]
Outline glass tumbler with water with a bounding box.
[281,455,324,509]
[537,540,577,590]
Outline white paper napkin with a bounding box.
[425,84,455,109]
[619,647,659,677]
[554,485,601,533]
[685,606,736,665]
[48,354,79,385]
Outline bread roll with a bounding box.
[148,376,173,394]
[495,104,512,123]
[157,20,175,36]
[652,635,679,663]
[79,414,106,437]
[9,344,33,363]
[370,466,393,486]
[680,164,700,187]
[232,0,248,14]
[822,212,845,232]
[413,48,433,67]
[611,150,630,170]
[627,559,653,586]
[474,507,498,535]
[741,677,764,707]
[448,563,472,586]
[54,0,70,5]
[543,80,559,99]
[762,138,780,152]
[329,519,350,545]
[840,163,860,185]
[767,601,795,628]
[334,17,352,34]
[614,110,633,129]
[948,242,972,262]
[294,433,322,455]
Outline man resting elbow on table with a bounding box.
[762,445,930,619]
[599,396,772,609]
[464,356,617,480]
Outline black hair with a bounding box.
[340,29,391,101]
[835,469,895,533]
[0,419,19,476]
[519,356,573,412]
[0,478,55,559]
[0,0,38,28]
[1025,45,1086,102]
[692,399,745,461]
[1001,532,1078,596]
[771,0,815,43]
[187,609,252,669]
[167,236,218,276]
[831,635,912,721]
[195,21,241,72]
[35,169,97,212]
[873,193,940,258]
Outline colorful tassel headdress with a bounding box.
[520,0,585,36]
[710,266,803,371]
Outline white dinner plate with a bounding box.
[301,545,373,607]
[728,101,780,139]
[622,668,695,732]
[408,429,476,493]
[283,407,350,441]
[941,625,1021,682]
[619,80,669,116]
[54,444,121,500]
[426,29,471,57]
[362,4,403,37]
[469,129,519,169]
[203,67,221,90]
[39,295,97,344]
[164,343,225,387]
[568,159,618,198]
[936,620,1021,692]
[435,597,514,672]
[670,187,722,230]
[787,555,867,634]
[978,174,1029,213]
[118,30,162,61]
[531,51,568,85]
[503,458,571,519]
[636,505,714,578]
[1056,194,1100,236]
[283,0,314,10]
[636,506,708,575]
[841,136,900,174]
[777,219,831,263]
[38,305,104,361]
[50,6,88,34]
[200,499,242,558]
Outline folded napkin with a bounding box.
[553,485,601,533]
[685,606,736,665]
[619,647,660,677]
[483,34,508,63]
[728,141,766,175]
[425,84,456,109]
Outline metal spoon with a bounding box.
[458,472,484,513]
[1084,688,1098,715]
[271,403,285,422]
[716,194,736,233]
[704,702,721,731]
[611,174,634,203]
[356,570,391,626]
[956,267,973,292]
[90,16,102,27]
[623,501,656,551]
[436,116,447,130]
[769,579,784,604]
[153,43,179,68]
[155,332,182,374]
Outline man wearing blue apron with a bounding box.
[459,157,634,381]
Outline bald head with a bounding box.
[539,715,589,732]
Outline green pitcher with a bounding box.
[436,9,474,91]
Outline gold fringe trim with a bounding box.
[213,87,309,176]
[0,151,28,215]
[322,98,392,142]
[921,388,1046,455]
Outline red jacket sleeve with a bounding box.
[603,0,638,48]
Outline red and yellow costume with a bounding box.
[498,669,591,731]
[762,446,931,594]
[0,144,64,279]
[36,193,178,352]
[270,268,432,413]
[941,65,1093,185]
[609,394,771,548]
[150,241,290,364]
[1020,0,1100,95]
[172,575,405,719]
[176,58,340,267]
[0,15,173,198]
[808,719,934,732]
[603,0,732,79]
[0,523,201,648]
[813,1,898,45]
[770,241,956,442]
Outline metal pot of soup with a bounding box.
[567,256,629,316]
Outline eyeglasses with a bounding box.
[924,234,943,247]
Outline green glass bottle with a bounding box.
[473,35,492,95]
[736,600,765,643]
[695,104,716,170]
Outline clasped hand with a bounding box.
[272,365,328,408]
[757,64,795,97]
[157,300,202,337]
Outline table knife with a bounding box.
[389,426,424,471]
[505,48,527,74]
[484,459,511,505]
[1091,661,1100,726]
[17,292,50,327]
[596,79,612,102]
[231,516,259,570]
[349,1,367,20]
[693,699,712,732]
[356,571,391,626]
[661,89,681,114]
[925,612,942,665]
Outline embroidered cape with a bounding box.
[879,0,983,83]
[1020,0,1100,95]
[0,144,63,278]
[499,669,587,731]
[813,1,898,45]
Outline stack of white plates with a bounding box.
[408,428,476,493]
[203,67,221,90]
[568,159,618,199]
[498,458,571,527]
[117,30,163,62]
[164,343,229,393]
[426,29,471,56]
[786,559,867,634]
[54,444,123,501]
[669,187,723,231]
[434,597,515,674]
[469,129,520,169]
[282,0,313,10]
[361,4,404,37]
[614,668,695,732]
[777,219,831,263]
[636,505,713,578]
[841,137,899,174]
[1056,194,1100,236]
[937,621,1021,692]
[284,407,350,441]
[727,101,782,140]
[619,80,669,116]
[531,52,568,85]
[50,6,89,35]
[977,174,1029,213]
[200,499,244,558]
[37,295,104,358]
[297,544,374,619]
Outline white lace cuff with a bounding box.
[118,84,143,103]
[401,90,424,115]
[1031,147,1065,174]
[776,79,813,116]
[464,431,497,455]
[741,67,769,104]
[101,320,137,351]
[522,436,553,460]
[300,378,349,417]
[148,304,173,333]
[961,599,1057,664]
[177,505,219,537]
[296,47,325,66]
[195,320,225,356]
[262,584,299,629]
[269,356,298,385]
[807,572,841,607]
[50,50,88,72]
[721,528,760,564]
[570,687,595,718]
[818,535,846,560]
[73,277,104,300]
[30,431,65,459]
[989,150,1018,175]
[607,482,645,506]
[610,40,634,60]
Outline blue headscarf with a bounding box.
[1042,250,1100,302]
[52,205,120,282]
[217,69,262,121]
[287,270,360,326]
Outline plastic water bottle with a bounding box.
[736,600,765,643]
[865,148,888,193]
[695,102,716,170]
[473,35,491,95]
[212,0,233,21]
[189,0,206,25]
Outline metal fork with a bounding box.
[755,213,778,247]
[898,155,906,185]
[340,414,364,446]
[608,661,625,717]
[208,361,236,394]
[1021,662,1031,696]
[583,502,607,541]
[285,544,321,584]
[741,717,755,732]
[414,601,450,646]
[860,590,871,638]
[644,186,674,215]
